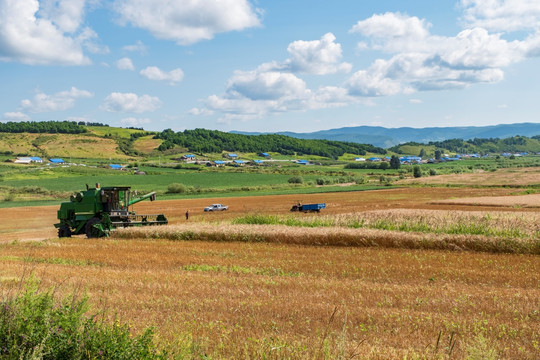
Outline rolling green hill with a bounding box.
[1,121,540,161]
[0,122,387,160]
[389,136,540,156]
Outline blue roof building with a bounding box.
[227,153,238,158]
[253,160,264,164]
[233,160,245,164]
[297,159,309,165]
[214,160,226,165]
[260,152,270,157]
[109,164,123,170]
[49,158,64,163]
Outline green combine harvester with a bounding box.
[55,184,168,238]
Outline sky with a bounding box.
[1,0,540,133]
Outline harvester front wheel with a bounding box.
[58,225,72,238]
[85,217,102,238]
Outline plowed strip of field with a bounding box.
[433,193,540,207]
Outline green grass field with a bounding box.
[86,126,149,138]
[1,171,304,192]
[1,154,539,208]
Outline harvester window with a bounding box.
[101,190,109,212]
[100,190,121,211]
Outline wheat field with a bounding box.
[1,230,538,358]
[1,188,539,358]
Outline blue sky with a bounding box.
[1,0,539,133]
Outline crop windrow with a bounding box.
[114,218,540,255]
[232,210,540,240]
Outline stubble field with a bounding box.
[0,186,539,358]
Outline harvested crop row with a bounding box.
[113,223,540,254]
[234,209,540,239]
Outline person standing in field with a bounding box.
[185,210,189,220]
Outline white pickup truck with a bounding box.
[204,204,229,212]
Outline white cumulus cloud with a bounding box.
[196,5,540,122]
[259,33,351,75]
[188,107,213,116]
[0,0,97,65]
[227,70,310,100]
[114,0,261,45]
[101,92,162,113]
[116,57,135,71]
[120,117,151,127]
[345,11,536,96]
[38,0,87,33]
[197,33,361,122]
[123,40,147,54]
[461,0,540,32]
[2,111,31,121]
[204,68,356,122]
[350,12,430,52]
[21,87,93,113]
[140,66,184,85]
[283,33,352,74]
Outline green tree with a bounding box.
[413,165,422,178]
[419,148,426,158]
[434,149,442,160]
[390,155,401,169]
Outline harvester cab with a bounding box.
[55,183,167,238]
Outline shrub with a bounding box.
[355,177,366,184]
[288,176,304,184]
[316,177,333,185]
[429,169,437,176]
[0,280,165,359]
[167,183,187,193]
[413,165,422,178]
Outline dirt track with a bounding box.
[0,187,531,243]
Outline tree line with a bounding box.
[390,135,540,154]
[0,121,88,134]
[155,128,386,158]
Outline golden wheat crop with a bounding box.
[114,208,540,254]
[326,209,540,237]
[0,237,538,359]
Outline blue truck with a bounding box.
[290,203,326,213]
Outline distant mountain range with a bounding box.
[233,122,540,148]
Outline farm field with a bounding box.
[0,184,539,358]
[398,166,540,187]
[1,236,538,358]
[0,132,133,159]
[0,187,528,243]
